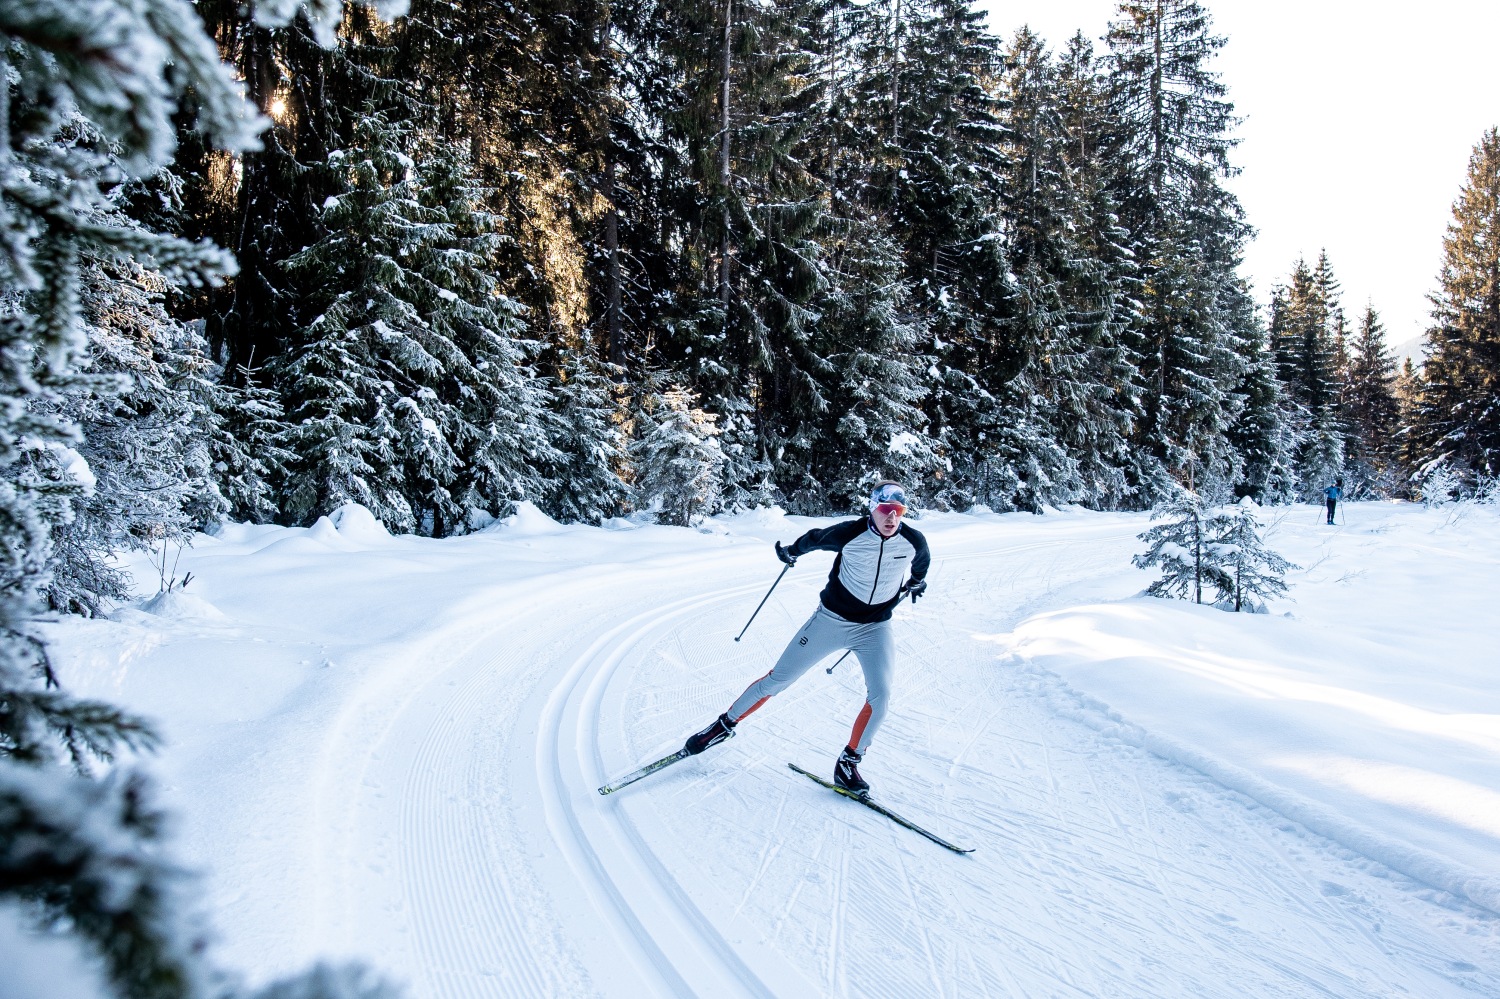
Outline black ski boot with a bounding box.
[684,712,736,755]
[833,746,869,796]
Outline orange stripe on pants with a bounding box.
[848,702,874,753]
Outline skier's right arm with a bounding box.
[782,519,865,560]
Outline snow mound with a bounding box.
[715,505,793,534]
[329,503,391,543]
[490,501,563,535]
[209,521,287,545]
[306,515,344,545]
[137,589,230,623]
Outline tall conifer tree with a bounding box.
[1416,127,1500,480]
[1343,305,1401,493]
[1105,0,1250,499]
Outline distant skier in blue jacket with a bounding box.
[681,481,930,795]
[1325,479,1343,524]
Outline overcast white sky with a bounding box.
[978,1,1500,358]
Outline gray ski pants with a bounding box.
[726,604,894,755]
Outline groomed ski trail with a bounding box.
[303,521,1499,999]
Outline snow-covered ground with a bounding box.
[48,501,1500,998]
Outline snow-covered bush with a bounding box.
[1414,458,1466,508]
[631,385,727,527]
[1475,475,1500,506]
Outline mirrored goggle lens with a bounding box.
[874,501,907,516]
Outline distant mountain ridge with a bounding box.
[1391,334,1425,368]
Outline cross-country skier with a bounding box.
[1325,479,1343,524]
[681,481,930,795]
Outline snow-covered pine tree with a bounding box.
[1299,409,1346,503]
[1133,485,1231,605]
[710,0,832,508]
[798,210,940,512]
[0,0,248,767]
[42,248,235,615]
[1414,127,1500,481]
[1227,322,1299,504]
[1342,305,1401,495]
[207,364,291,525]
[1210,497,1295,612]
[1104,0,1251,501]
[276,115,553,534]
[0,3,403,998]
[404,138,557,530]
[1048,31,1148,508]
[1314,250,1351,386]
[998,26,1161,510]
[1392,355,1425,493]
[842,0,1033,508]
[1269,253,1350,498]
[631,384,728,526]
[539,346,631,524]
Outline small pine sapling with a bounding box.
[1211,498,1296,612]
[1133,486,1233,605]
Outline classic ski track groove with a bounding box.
[538,579,784,999]
[322,523,1500,999]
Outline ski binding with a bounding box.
[788,763,974,854]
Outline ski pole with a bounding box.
[734,564,791,642]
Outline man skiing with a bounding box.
[681,481,930,796]
[1325,479,1343,524]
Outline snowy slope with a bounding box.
[1006,502,1500,914]
[49,503,1500,998]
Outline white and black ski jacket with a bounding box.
[787,517,930,624]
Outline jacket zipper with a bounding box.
[868,531,886,603]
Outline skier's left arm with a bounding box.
[901,525,931,600]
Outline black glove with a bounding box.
[775,541,798,566]
[906,578,927,602]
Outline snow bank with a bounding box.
[1003,502,1500,915]
[328,503,391,543]
[486,500,564,535]
[136,589,231,623]
[714,504,795,534]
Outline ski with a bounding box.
[788,763,975,854]
[598,748,691,795]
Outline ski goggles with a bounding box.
[869,483,909,516]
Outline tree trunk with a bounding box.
[605,156,623,366]
[718,0,733,311]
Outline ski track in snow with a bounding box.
[294,521,1497,998]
